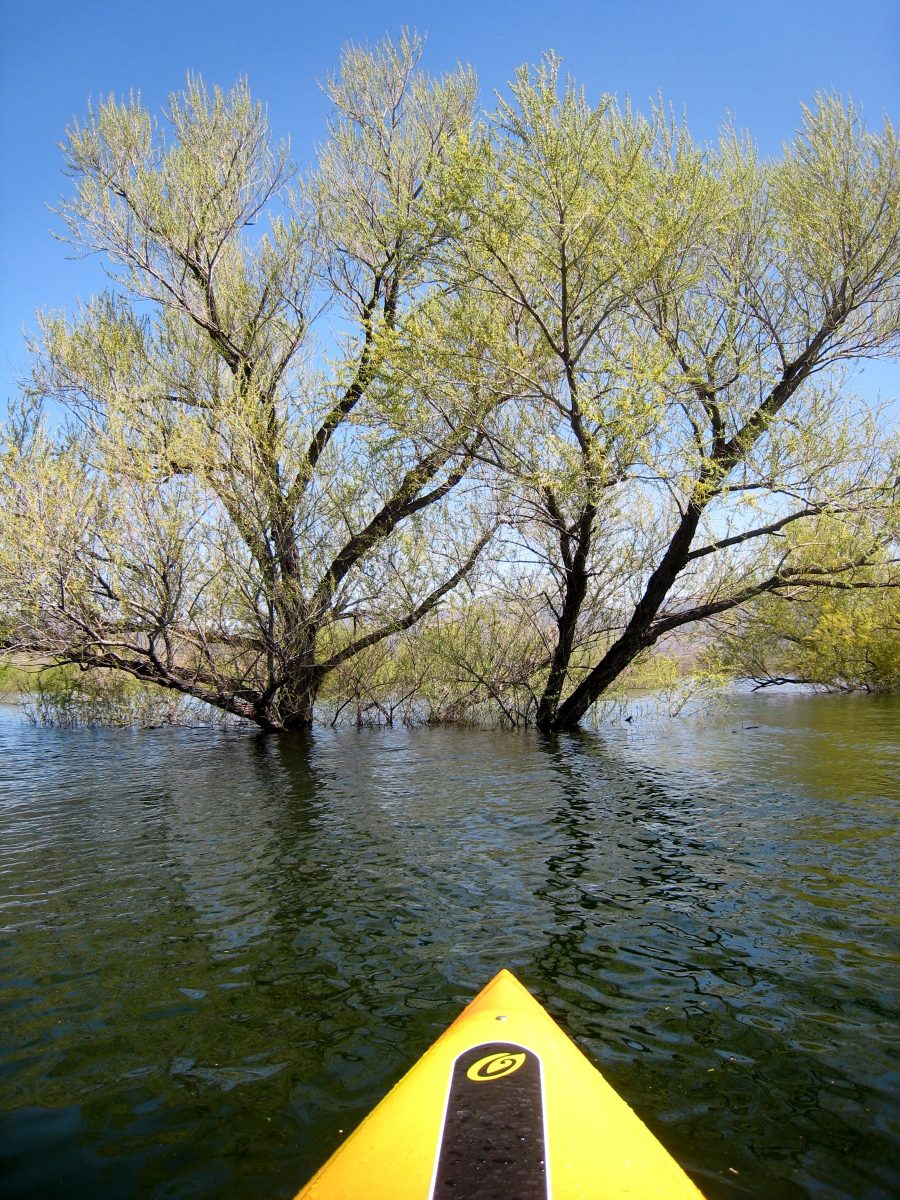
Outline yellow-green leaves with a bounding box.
[772,95,900,352]
[309,30,477,318]
[3,46,899,730]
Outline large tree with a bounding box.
[438,64,900,731]
[3,47,898,734]
[0,34,502,730]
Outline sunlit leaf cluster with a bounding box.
[2,36,898,731]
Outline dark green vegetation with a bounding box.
[1,34,898,733]
[0,695,897,1199]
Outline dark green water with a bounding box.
[1,692,898,1199]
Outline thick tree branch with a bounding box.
[685,505,826,560]
[314,437,483,611]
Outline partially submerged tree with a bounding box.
[0,34,501,730]
[2,42,898,733]
[441,67,900,731]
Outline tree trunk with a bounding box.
[255,655,322,732]
[536,555,591,732]
[541,501,705,733]
[535,497,595,733]
[545,626,653,732]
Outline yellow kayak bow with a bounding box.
[295,969,705,1198]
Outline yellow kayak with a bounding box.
[294,969,706,1198]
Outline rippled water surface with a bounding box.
[1,692,898,1199]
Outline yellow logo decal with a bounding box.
[466,1051,527,1082]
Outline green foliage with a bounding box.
[713,584,900,693]
[317,599,547,727]
[318,600,729,728]
[2,39,899,731]
[0,35,495,731]
[14,664,203,727]
[0,660,44,701]
[709,511,900,691]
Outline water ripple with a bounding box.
[0,694,898,1199]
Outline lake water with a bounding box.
[0,692,898,1199]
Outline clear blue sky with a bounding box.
[2,0,898,407]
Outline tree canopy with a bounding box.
[2,37,898,732]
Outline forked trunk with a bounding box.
[254,662,322,732]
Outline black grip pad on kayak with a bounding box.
[430,1041,548,1199]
